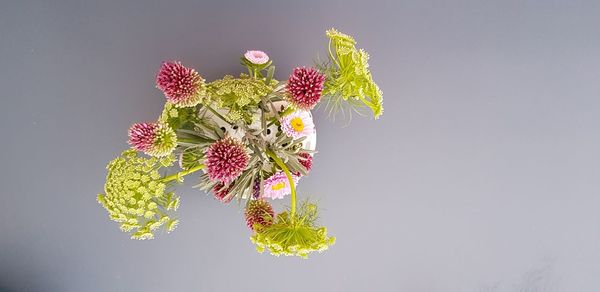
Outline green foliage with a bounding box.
[250,201,335,258]
[207,74,274,123]
[178,147,204,170]
[159,102,199,130]
[97,150,181,240]
[321,28,383,119]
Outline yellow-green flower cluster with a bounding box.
[158,102,199,130]
[97,149,181,240]
[207,74,273,123]
[322,28,383,119]
[250,202,335,258]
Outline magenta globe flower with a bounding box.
[205,138,249,183]
[285,67,326,110]
[244,199,274,230]
[156,61,206,107]
[128,122,177,157]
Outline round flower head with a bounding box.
[244,200,274,230]
[205,137,249,183]
[213,183,233,204]
[128,122,177,157]
[263,172,299,200]
[156,61,206,107]
[285,67,326,110]
[97,150,181,240]
[244,50,269,65]
[280,110,315,139]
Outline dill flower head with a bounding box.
[212,182,233,204]
[244,199,274,230]
[208,74,274,123]
[156,61,207,108]
[205,137,249,183]
[128,122,177,157]
[158,102,199,130]
[250,202,336,258]
[285,67,326,110]
[263,171,299,200]
[244,50,269,65]
[97,150,181,240]
[322,28,383,119]
[280,110,315,139]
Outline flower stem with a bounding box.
[161,164,205,183]
[205,104,230,125]
[266,149,296,217]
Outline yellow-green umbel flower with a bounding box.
[207,74,274,123]
[97,150,181,240]
[250,201,335,259]
[321,28,384,119]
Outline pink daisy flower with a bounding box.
[280,110,315,139]
[205,138,249,183]
[263,172,299,200]
[285,66,325,110]
[244,50,269,65]
[156,61,205,107]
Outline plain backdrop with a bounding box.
[1,0,600,291]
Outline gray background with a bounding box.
[1,0,599,291]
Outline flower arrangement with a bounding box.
[97,29,383,258]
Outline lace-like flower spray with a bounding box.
[250,201,335,258]
[205,137,249,183]
[244,50,270,65]
[280,110,315,139]
[97,150,181,240]
[285,67,326,110]
[321,28,383,119]
[128,122,177,157]
[244,199,274,230]
[156,61,207,107]
[263,171,299,199]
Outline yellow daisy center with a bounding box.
[290,117,304,132]
[271,182,286,191]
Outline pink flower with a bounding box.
[263,172,299,200]
[244,50,269,65]
[285,67,325,110]
[213,183,233,204]
[205,138,249,183]
[156,61,205,107]
[280,110,315,139]
[298,153,313,173]
[128,122,177,157]
[244,200,274,230]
